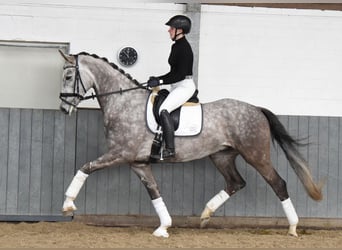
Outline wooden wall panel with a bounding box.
[0,108,340,222]
[30,110,43,215]
[0,108,75,220]
[0,109,9,214]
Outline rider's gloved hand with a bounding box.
[147,76,161,88]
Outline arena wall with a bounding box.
[0,2,341,227]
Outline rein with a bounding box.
[81,84,148,100]
[59,55,149,107]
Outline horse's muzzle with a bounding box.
[60,104,75,115]
[60,105,69,115]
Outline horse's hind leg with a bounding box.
[244,153,299,236]
[201,150,246,228]
[260,165,298,236]
[131,162,171,238]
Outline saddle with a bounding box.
[146,88,202,137]
[152,89,199,130]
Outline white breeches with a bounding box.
[159,78,196,114]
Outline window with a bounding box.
[0,41,69,109]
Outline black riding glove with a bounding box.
[147,76,161,88]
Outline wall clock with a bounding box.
[117,46,138,67]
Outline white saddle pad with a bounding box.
[146,91,202,136]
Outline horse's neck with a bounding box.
[80,55,147,119]
[92,67,147,116]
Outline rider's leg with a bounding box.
[159,109,175,158]
[155,79,195,159]
[159,78,196,114]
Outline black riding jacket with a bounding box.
[158,36,193,84]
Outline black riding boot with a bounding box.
[150,110,175,160]
[160,110,175,159]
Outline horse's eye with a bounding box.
[65,76,72,81]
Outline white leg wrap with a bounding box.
[206,190,230,212]
[152,197,172,238]
[65,170,89,199]
[281,198,299,226]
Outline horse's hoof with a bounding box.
[200,206,212,228]
[152,227,169,238]
[62,199,77,216]
[287,224,298,237]
[62,210,74,216]
[200,217,210,228]
[288,232,298,237]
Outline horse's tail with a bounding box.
[260,107,323,201]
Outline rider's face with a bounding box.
[168,26,176,40]
[168,26,183,40]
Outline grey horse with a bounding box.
[59,50,322,238]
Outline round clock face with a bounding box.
[118,46,138,67]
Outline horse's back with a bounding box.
[201,98,270,142]
[202,98,264,121]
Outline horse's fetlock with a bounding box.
[81,162,93,175]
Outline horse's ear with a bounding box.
[58,49,74,64]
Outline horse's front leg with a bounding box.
[131,162,172,238]
[62,151,124,215]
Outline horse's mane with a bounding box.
[77,51,140,85]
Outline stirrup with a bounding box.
[150,148,175,161]
[161,148,175,159]
[150,153,162,160]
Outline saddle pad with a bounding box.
[146,91,203,136]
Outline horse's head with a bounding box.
[58,50,94,115]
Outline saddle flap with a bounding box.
[146,89,202,137]
[152,89,180,130]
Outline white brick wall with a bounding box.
[1,2,342,116]
[0,1,184,108]
[199,5,342,116]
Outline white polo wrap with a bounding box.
[281,198,299,225]
[206,190,230,212]
[152,197,172,228]
[65,170,89,199]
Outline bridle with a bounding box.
[59,54,149,107]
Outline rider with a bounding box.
[148,15,196,159]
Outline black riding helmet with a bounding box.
[165,15,191,34]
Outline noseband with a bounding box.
[59,55,149,107]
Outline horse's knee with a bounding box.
[141,178,160,199]
[131,164,160,199]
